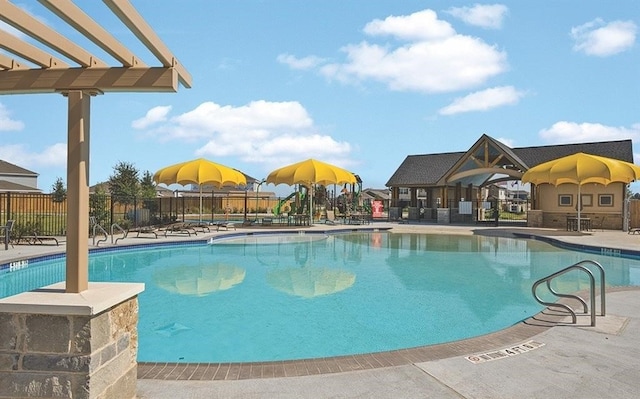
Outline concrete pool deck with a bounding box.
[1,223,639,398]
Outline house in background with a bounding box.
[386,134,634,229]
[0,159,41,193]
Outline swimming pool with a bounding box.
[1,232,639,363]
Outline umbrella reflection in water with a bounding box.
[154,264,246,297]
[266,267,356,299]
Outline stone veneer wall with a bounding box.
[0,297,139,399]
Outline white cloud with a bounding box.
[132,105,172,129]
[277,54,326,70]
[0,103,25,131]
[571,19,637,56]
[363,9,456,41]
[438,86,524,115]
[539,121,640,144]
[322,35,506,93]
[135,100,354,167]
[0,143,66,167]
[282,9,508,94]
[445,4,509,29]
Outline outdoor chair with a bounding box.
[1,219,15,250]
[325,210,339,225]
[216,221,236,231]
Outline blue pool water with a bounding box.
[1,232,639,363]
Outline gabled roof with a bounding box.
[0,159,38,177]
[386,136,634,187]
[0,179,41,193]
[513,139,634,166]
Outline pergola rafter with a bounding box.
[0,0,191,293]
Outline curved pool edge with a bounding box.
[137,285,639,381]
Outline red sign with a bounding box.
[372,200,383,218]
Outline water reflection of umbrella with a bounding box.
[266,267,356,298]
[154,264,246,296]
[153,158,247,222]
[265,159,357,222]
[522,152,640,229]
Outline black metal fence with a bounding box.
[0,192,283,238]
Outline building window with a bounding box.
[581,194,593,207]
[399,188,409,195]
[558,194,572,207]
[598,194,614,207]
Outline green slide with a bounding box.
[273,192,297,216]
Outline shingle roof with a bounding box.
[386,137,634,187]
[0,160,38,177]
[0,180,42,193]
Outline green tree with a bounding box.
[139,171,156,199]
[50,177,67,202]
[89,185,110,229]
[140,170,159,224]
[108,161,140,213]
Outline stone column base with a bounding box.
[0,282,144,399]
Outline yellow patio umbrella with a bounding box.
[266,267,356,298]
[265,159,357,222]
[153,158,247,222]
[522,152,640,229]
[154,264,246,297]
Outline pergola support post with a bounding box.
[65,90,92,293]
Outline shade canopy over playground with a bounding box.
[265,159,357,187]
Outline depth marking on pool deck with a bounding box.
[465,340,545,364]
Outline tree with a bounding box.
[89,185,110,228]
[108,161,140,218]
[50,177,66,202]
[140,170,159,223]
[139,171,156,199]
[108,161,140,203]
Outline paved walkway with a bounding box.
[2,223,639,398]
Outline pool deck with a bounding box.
[2,222,639,398]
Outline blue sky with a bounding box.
[1,1,639,195]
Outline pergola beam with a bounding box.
[0,67,179,94]
[0,29,68,69]
[39,0,146,68]
[104,0,193,88]
[0,0,107,68]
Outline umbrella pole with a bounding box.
[199,185,203,223]
[577,185,581,230]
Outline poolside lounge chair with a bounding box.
[325,210,339,225]
[216,221,236,231]
[185,221,212,233]
[20,231,60,246]
[161,222,197,237]
[127,225,160,239]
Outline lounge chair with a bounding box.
[216,222,236,231]
[185,221,212,233]
[127,225,160,239]
[21,231,60,246]
[325,210,340,225]
[161,222,196,237]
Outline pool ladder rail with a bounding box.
[91,220,127,246]
[531,260,606,327]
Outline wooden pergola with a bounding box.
[0,0,192,293]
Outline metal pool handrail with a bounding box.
[531,260,606,327]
